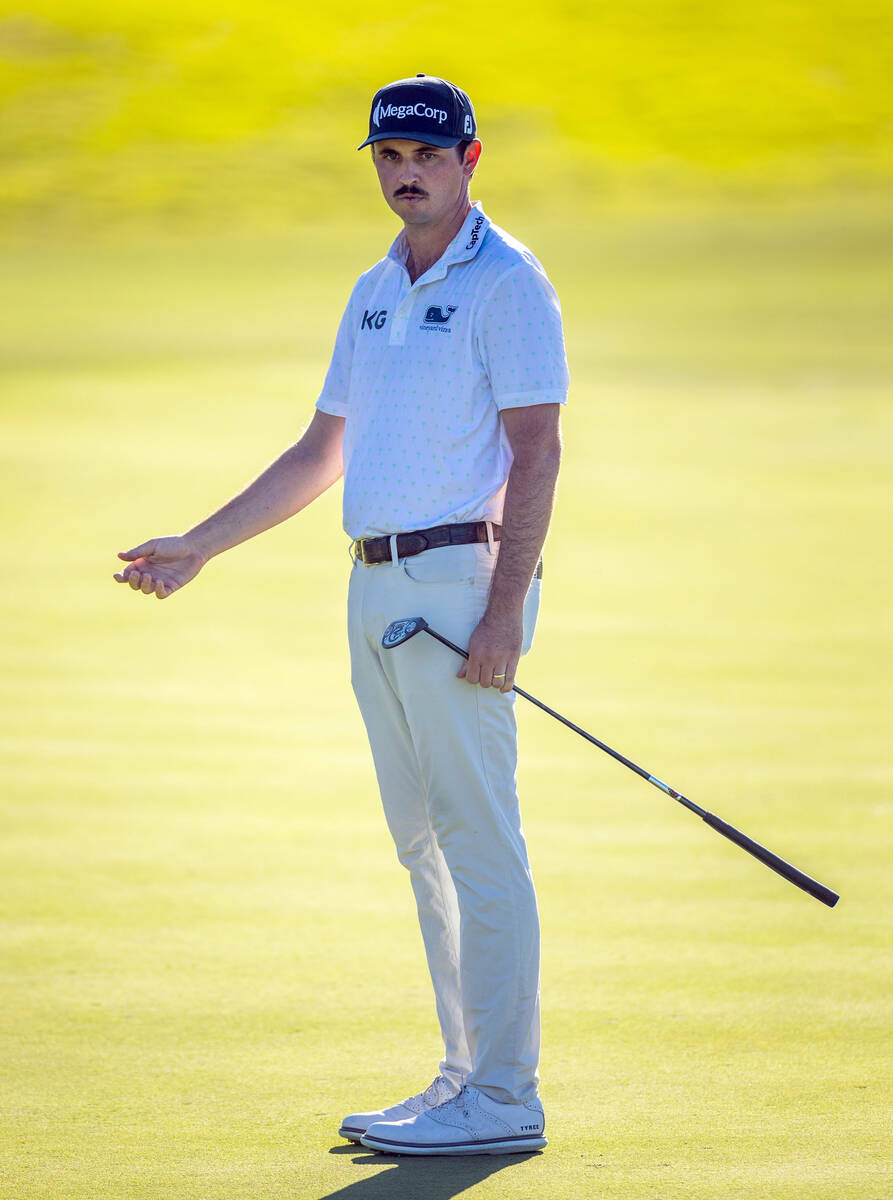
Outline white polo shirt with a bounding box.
[316,203,569,540]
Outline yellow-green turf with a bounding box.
[1,200,891,1198]
[2,1,892,233]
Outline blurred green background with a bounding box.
[1,3,891,1199]
[1,0,892,233]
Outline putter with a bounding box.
[381,617,840,908]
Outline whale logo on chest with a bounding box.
[423,305,457,325]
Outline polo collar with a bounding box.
[387,202,491,285]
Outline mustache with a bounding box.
[394,186,428,198]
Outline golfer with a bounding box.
[114,73,569,1155]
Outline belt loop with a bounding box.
[485,520,496,556]
[389,533,399,567]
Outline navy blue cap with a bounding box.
[358,73,477,150]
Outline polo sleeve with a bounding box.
[315,291,358,418]
[476,262,570,411]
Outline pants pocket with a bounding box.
[401,543,479,585]
[521,573,541,656]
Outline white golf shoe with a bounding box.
[360,1083,547,1155]
[338,1074,458,1143]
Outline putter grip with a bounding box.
[700,811,839,907]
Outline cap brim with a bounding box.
[357,130,464,151]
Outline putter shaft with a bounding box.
[419,624,839,908]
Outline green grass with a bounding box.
[2,0,892,233]
[1,199,891,1198]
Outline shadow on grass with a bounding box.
[318,1143,542,1199]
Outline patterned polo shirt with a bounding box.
[316,203,569,540]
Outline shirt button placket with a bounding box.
[390,295,412,346]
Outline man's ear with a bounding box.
[464,139,482,177]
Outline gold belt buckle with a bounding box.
[353,537,370,565]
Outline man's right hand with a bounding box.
[113,536,207,599]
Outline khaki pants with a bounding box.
[347,538,542,1105]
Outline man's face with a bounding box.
[372,138,480,226]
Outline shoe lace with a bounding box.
[437,1085,471,1119]
[421,1075,449,1106]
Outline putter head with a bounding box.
[381,617,429,649]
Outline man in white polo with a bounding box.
[113,73,569,1156]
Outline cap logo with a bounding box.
[373,100,448,128]
[463,114,474,135]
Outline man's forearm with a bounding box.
[187,412,344,561]
[485,443,561,621]
[448,403,562,690]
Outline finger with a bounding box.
[500,654,521,694]
[128,570,143,590]
[118,541,156,562]
[456,664,467,679]
[155,578,173,599]
[116,556,148,582]
[463,658,482,686]
[480,665,510,691]
[140,572,154,595]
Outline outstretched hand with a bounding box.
[113,536,206,599]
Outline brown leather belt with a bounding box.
[352,521,501,566]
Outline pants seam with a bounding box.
[471,685,525,1102]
